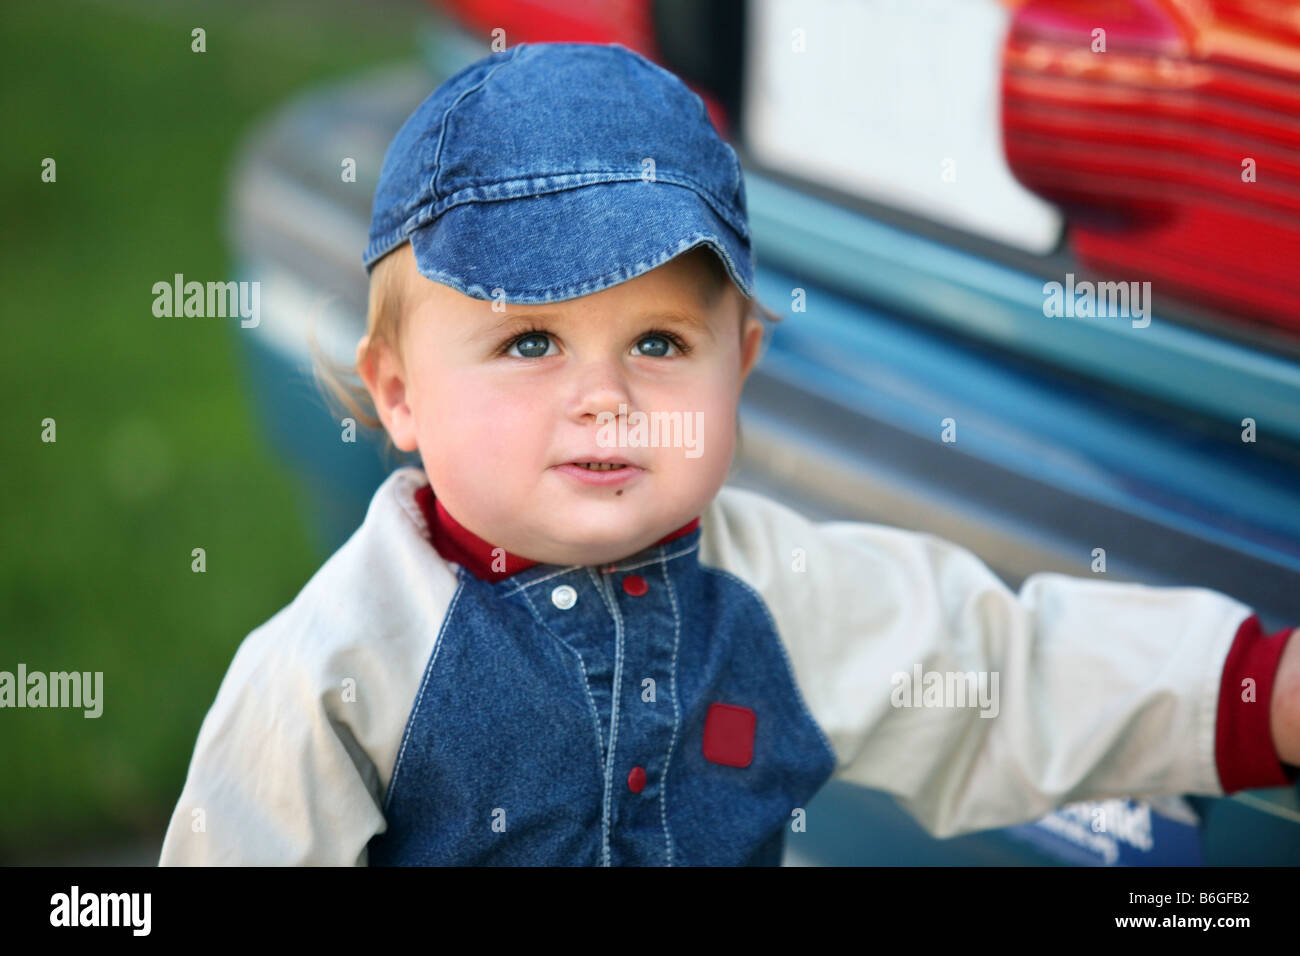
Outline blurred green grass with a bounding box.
[0,0,423,861]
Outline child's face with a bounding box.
[361,248,765,567]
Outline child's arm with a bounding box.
[159,472,458,865]
[157,616,388,865]
[702,485,1298,839]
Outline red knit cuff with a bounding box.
[1215,614,1299,793]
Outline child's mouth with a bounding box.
[554,460,644,486]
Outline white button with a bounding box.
[551,584,577,610]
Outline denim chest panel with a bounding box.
[366,529,836,866]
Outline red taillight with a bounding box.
[440,0,656,49]
[1001,0,1300,336]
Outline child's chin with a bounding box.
[545,520,668,564]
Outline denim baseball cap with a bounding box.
[363,41,754,305]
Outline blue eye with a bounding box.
[507,332,556,358]
[632,334,678,358]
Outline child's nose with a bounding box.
[567,357,632,423]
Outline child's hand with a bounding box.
[1271,629,1300,768]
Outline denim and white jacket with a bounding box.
[159,466,1296,865]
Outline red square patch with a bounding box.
[702,702,756,768]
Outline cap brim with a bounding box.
[406,179,754,305]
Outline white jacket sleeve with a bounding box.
[157,611,388,866]
[158,469,460,865]
[700,485,1254,839]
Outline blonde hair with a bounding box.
[311,244,414,465]
[311,243,783,460]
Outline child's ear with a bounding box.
[356,336,419,453]
[737,311,765,389]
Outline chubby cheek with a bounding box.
[697,389,739,483]
[653,384,737,498]
[413,370,552,501]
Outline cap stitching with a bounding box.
[430,45,527,203]
[418,170,748,241]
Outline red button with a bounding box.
[627,766,646,793]
[622,574,648,596]
[702,702,756,768]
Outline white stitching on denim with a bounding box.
[586,566,623,868]
[499,564,583,597]
[609,540,700,575]
[698,564,839,768]
[514,584,607,769]
[382,571,467,814]
[656,550,683,867]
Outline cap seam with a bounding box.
[430,44,528,203]
[417,171,747,240]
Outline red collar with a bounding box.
[414,484,700,582]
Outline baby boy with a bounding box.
[160,42,1299,866]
